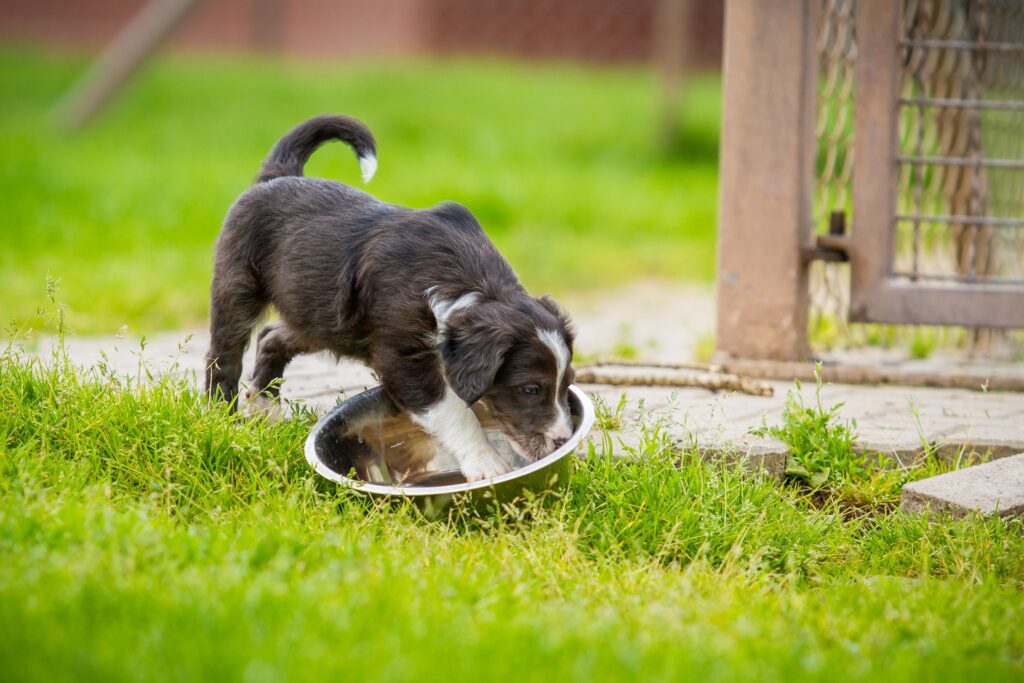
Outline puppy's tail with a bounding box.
[256,114,377,184]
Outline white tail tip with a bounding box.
[359,154,377,183]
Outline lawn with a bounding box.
[0,48,720,335]
[1,332,1023,681]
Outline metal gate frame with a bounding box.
[716,0,1024,362]
[849,0,1024,328]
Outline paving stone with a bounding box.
[823,384,1024,422]
[681,423,768,445]
[932,425,1024,465]
[696,437,788,480]
[901,453,1024,518]
[899,401,1024,423]
[596,386,681,415]
[855,429,933,467]
[817,385,925,410]
[672,397,781,434]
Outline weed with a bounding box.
[692,330,716,363]
[754,365,987,510]
[591,392,628,432]
[606,323,640,360]
[910,330,936,359]
[753,363,863,488]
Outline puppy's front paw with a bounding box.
[243,391,284,421]
[460,448,513,482]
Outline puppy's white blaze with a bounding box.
[428,291,480,339]
[410,386,511,479]
[359,154,377,183]
[537,328,573,440]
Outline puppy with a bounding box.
[205,115,576,481]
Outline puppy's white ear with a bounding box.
[440,304,515,404]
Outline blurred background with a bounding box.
[0,0,724,339]
[3,0,724,64]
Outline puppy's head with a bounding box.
[438,295,576,461]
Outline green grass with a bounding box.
[0,47,720,335]
[1,326,1022,681]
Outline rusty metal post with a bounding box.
[848,0,901,323]
[715,0,819,361]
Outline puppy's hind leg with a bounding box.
[245,321,308,418]
[205,273,264,408]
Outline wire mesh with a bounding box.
[810,0,857,339]
[811,0,1024,348]
[895,0,1024,284]
[814,0,858,231]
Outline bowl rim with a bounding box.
[304,384,595,497]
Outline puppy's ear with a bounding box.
[537,295,576,349]
[440,303,516,404]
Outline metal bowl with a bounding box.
[304,385,594,515]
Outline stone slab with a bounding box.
[901,453,1024,518]
[696,438,788,480]
[854,431,932,467]
[932,425,1024,465]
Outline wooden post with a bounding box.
[653,0,692,150]
[51,0,203,130]
[715,0,819,361]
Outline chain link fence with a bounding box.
[810,0,858,345]
[896,0,1024,285]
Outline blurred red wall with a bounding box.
[0,0,723,66]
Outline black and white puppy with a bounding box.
[205,115,576,481]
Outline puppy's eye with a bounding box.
[521,384,541,396]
